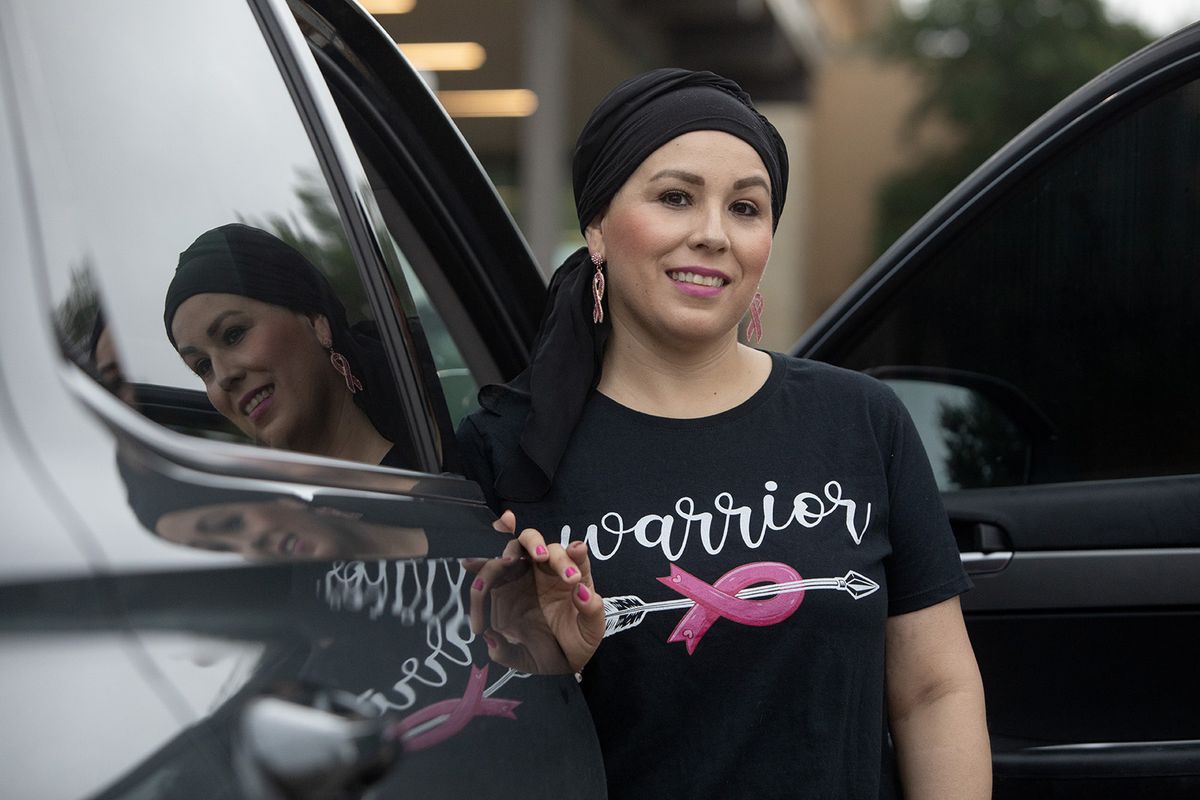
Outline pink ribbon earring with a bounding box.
[747,290,765,343]
[323,338,364,394]
[591,252,606,324]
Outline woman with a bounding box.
[165,223,404,466]
[458,69,990,798]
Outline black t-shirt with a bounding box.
[457,353,971,799]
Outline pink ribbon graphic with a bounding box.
[389,665,521,751]
[657,562,804,654]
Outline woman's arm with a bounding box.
[886,595,991,799]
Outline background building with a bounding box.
[362,0,1178,348]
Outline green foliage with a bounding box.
[53,261,100,363]
[248,168,372,322]
[250,168,469,383]
[876,0,1152,251]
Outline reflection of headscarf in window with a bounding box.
[163,223,402,444]
[476,68,790,502]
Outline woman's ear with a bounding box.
[308,314,333,348]
[584,216,605,260]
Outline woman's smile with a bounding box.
[666,266,730,297]
[241,384,275,420]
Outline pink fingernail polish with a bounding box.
[473,578,485,591]
[535,545,547,556]
[483,633,498,649]
[576,585,590,602]
[564,566,578,578]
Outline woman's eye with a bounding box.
[199,512,244,534]
[193,359,212,378]
[660,190,691,207]
[731,200,760,217]
[215,512,244,532]
[223,325,246,345]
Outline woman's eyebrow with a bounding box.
[733,176,770,192]
[647,170,769,193]
[205,310,242,338]
[176,310,241,356]
[648,169,704,185]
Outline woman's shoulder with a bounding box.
[771,352,898,404]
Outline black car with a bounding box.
[2,0,1198,797]
[0,1,600,798]
[794,20,1200,800]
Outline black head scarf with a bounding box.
[478,68,789,502]
[164,223,402,444]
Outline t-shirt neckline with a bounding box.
[590,351,785,430]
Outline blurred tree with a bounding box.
[252,169,370,322]
[938,392,1027,488]
[876,0,1152,251]
[53,261,100,362]
[251,169,468,377]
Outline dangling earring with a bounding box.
[591,251,606,324]
[746,290,765,344]
[322,337,364,394]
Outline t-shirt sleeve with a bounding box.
[455,413,502,514]
[879,388,973,616]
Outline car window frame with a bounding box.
[795,25,1200,365]
[250,0,448,473]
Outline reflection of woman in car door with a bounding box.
[117,446,428,560]
[165,223,405,467]
[458,69,990,798]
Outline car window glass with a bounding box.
[326,101,487,433]
[9,0,418,470]
[392,235,480,429]
[883,378,1031,491]
[289,3,519,438]
[840,77,1200,488]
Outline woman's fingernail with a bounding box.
[576,585,590,602]
[483,633,498,649]
[535,545,547,556]
[473,578,485,591]
[564,566,578,578]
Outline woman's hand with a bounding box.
[468,511,604,674]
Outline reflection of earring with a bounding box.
[322,338,364,394]
[746,290,765,344]
[591,252,606,324]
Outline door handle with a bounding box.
[235,681,399,800]
[953,520,1014,575]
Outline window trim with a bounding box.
[60,363,489,504]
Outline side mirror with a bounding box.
[868,367,1057,491]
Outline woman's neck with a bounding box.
[300,394,393,465]
[597,325,772,418]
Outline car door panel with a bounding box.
[1,1,606,796]
[796,23,1200,798]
